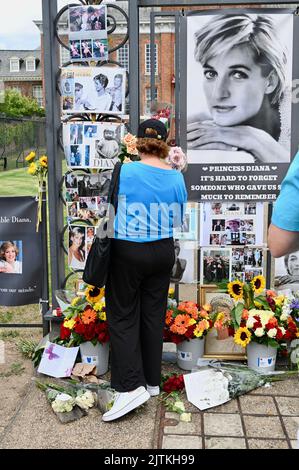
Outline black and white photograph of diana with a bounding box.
[186,12,293,164]
[170,241,197,284]
[274,250,299,294]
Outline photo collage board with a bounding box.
[171,201,267,286]
[60,4,128,272]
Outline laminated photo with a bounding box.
[231,247,264,282]
[201,248,230,284]
[68,225,87,270]
[70,38,109,63]
[200,202,264,247]
[173,203,199,241]
[171,241,197,284]
[63,121,124,169]
[61,66,126,115]
[69,5,107,39]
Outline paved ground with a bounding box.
[0,338,299,450]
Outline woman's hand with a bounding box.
[187,121,289,163]
[0,263,14,273]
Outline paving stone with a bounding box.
[249,379,299,397]
[281,416,299,440]
[162,435,202,449]
[290,440,299,449]
[164,412,201,435]
[275,397,299,416]
[206,399,239,414]
[239,395,277,415]
[203,413,243,437]
[248,439,289,449]
[243,416,285,439]
[205,437,246,449]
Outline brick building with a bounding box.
[0,49,43,106]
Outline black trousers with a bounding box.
[105,237,175,392]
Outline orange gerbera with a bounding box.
[165,309,174,326]
[81,307,97,325]
[178,301,198,319]
[170,314,190,335]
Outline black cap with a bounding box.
[137,119,168,141]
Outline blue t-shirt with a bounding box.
[114,161,187,242]
[272,151,299,231]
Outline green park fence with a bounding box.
[0,116,46,171]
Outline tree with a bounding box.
[0,89,45,118]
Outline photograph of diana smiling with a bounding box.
[186,12,293,164]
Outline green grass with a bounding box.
[0,167,37,196]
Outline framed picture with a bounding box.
[200,287,246,360]
[274,250,299,294]
[204,328,246,360]
[171,240,197,284]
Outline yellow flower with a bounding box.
[94,301,105,312]
[275,295,285,307]
[71,296,81,306]
[168,287,175,296]
[99,311,106,321]
[234,327,251,348]
[85,285,104,304]
[39,155,48,168]
[202,303,212,313]
[123,157,133,163]
[189,318,196,326]
[251,275,266,294]
[64,319,76,330]
[227,280,244,301]
[193,319,209,337]
[25,151,36,162]
[28,162,37,175]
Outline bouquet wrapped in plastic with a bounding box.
[184,361,298,411]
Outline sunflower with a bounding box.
[39,155,48,168]
[81,307,97,325]
[251,275,266,294]
[25,151,36,162]
[28,162,37,175]
[85,285,104,304]
[234,327,251,348]
[227,280,244,301]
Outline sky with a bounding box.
[0,0,71,50]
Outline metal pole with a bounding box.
[129,0,140,134]
[42,0,65,306]
[41,181,50,335]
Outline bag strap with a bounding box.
[107,161,122,211]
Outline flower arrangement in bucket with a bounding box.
[59,285,109,346]
[25,151,48,231]
[226,276,299,370]
[164,300,213,370]
[164,301,213,344]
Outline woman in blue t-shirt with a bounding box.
[103,119,187,422]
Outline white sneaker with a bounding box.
[102,386,150,422]
[146,385,160,397]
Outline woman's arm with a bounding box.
[268,223,299,258]
[187,122,289,163]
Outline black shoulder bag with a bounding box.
[82,162,122,287]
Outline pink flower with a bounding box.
[166,146,187,171]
